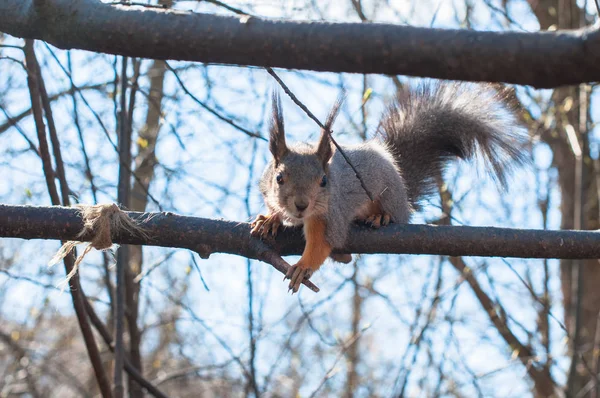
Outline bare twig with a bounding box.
[308,325,370,398]
[42,44,164,209]
[66,54,100,203]
[438,180,557,397]
[197,0,250,16]
[0,104,41,156]
[82,298,170,398]
[165,61,265,141]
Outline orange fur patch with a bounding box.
[297,216,332,272]
[355,199,383,221]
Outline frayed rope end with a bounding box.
[49,203,149,290]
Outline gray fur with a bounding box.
[258,82,527,251]
[379,82,528,209]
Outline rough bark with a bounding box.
[527,0,600,395]
[1,0,600,87]
[2,204,600,260]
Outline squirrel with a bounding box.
[251,82,527,293]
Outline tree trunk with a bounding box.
[126,58,168,397]
[527,0,600,395]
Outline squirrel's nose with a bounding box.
[295,201,308,212]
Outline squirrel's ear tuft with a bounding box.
[316,130,333,167]
[269,92,288,165]
[316,94,343,167]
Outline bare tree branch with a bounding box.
[24,41,113,398]
[113,54,131,398]
[2,204,600,260]
[1,0,600,88]
[82,297,170,398]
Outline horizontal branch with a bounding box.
[2,204,600,261]
[1,0,599,88]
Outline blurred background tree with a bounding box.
[1,0,599,397]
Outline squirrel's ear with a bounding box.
[269,92,288,165]
[316,94,343,167]
[316,130,332,167]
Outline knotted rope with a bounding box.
[49,204,149,289]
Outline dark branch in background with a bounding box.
[114,54,131,398]
[23,41,113,398]
[2,204,600,260]
[438,183,556,397]
[66,54,100,203]
[450,256,557,396]
[82,298,169,398]
[0,83,108,135]
[1,0,600,88]
[40,44,164,210]
[0,105,41,156]
[0,329,43,398]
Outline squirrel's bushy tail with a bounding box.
[379,82,528,209]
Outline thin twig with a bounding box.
[0,44,23,50]
[34,52,71,205]
[82,298,170,398]
[197,0,251,16]
[0,105,40,156]
[308,325,370,398]
[165,61,265,141]
[438,181,557,397]
[42,43,164,210]
[265,67,375,201]
[67,54,100,203]
[109,1,169,9]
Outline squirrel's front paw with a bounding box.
[285,263,313,294]
[363,213,391,229]
[250,214,281,238]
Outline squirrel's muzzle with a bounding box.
[294,200,309,212]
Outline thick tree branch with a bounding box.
[2,204,600,260]
[1,0,600,88]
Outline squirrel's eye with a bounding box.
[320,175,327,187]
[276,173,284,185]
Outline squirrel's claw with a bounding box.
[250,214,281,238]
[250,215,265,236]
[382,214,391,226]
[364,213,391,229]
[285,264,313,294]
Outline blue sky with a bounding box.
[1,0,599,395]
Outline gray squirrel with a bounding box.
[251,82,527,293]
